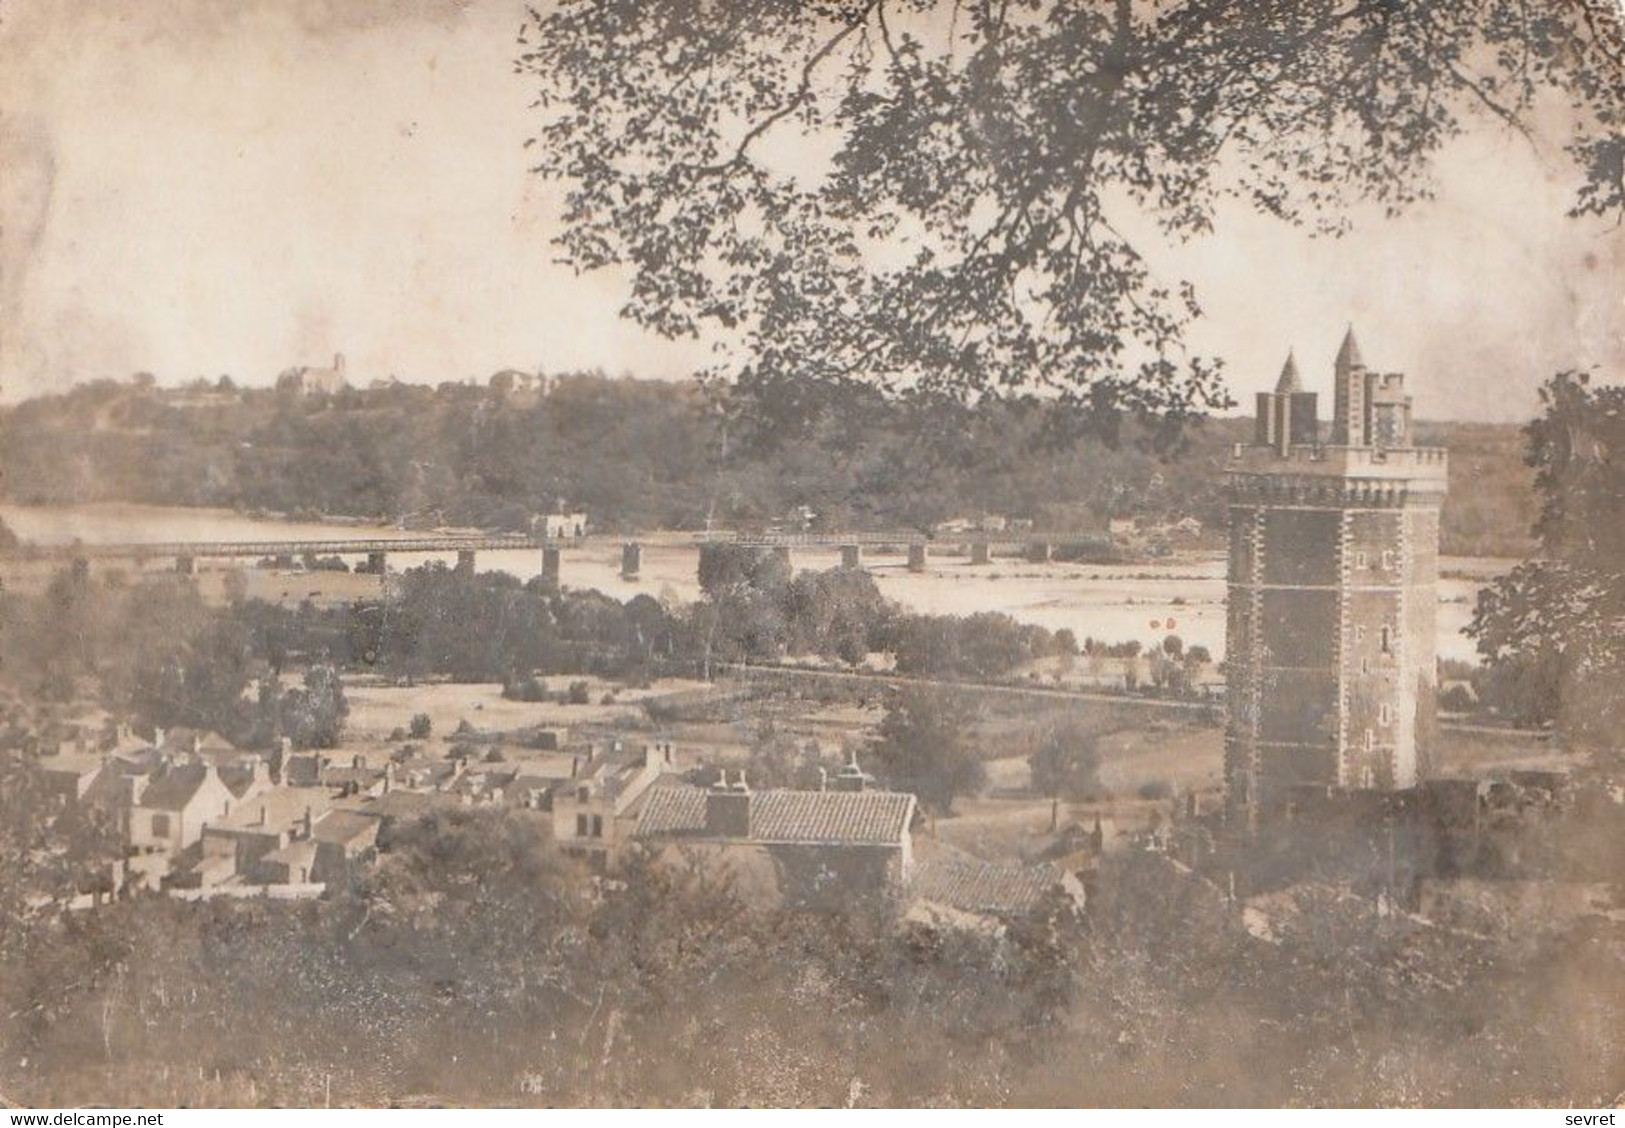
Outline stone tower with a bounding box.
[1224,328,1448,822]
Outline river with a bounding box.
[0,502,1505,664]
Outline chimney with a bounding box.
[334,352,346,375]
[705,770,752,838]
[662,742,672,766]
[817,766,828,792]
[301,807,314,839]
[257,804,267,827]
[570,755,580,779]
[832,752,872,793]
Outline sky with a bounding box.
[2,0,1621,422]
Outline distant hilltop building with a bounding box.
[1224,328,1448,824]
[276,353,350,396]
[488,369,556,403]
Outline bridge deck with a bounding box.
[0,535,556,561]
[0,530,1109,560]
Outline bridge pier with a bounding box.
[772,546,792,570]
[1027,541,1052,564]
[541,546,562,588]
[840,544,863,570]
[71,557,89,581]
[175,555,195,575]
[621,542,642,581]
[455,549,477,575]
[366,551,387,575]
[907,543,927,573]
[274,554,295,570]
[969,541,991,566]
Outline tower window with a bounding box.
[1363,729,1374,751]
[1356,551,1368,568]
[1380,626,1392,655]
[1379,704,1391,725]
[1381,550,1394,571]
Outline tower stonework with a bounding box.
[1224,328,1447,822]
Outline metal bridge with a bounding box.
[0,527,1111,581]
[0,528,1109,561]
[0,534,557,562]
[702,529,1112,549]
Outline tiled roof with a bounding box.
[635,785,913,846]
[264,839,318,869]
[911,855,1068,916]
[359,789,463,822]
[136,764,211,811]
[212,787,329,832]
[38,749,104,778]
[313,809,380,845]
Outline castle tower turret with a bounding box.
[1331,326,1366,446]
[1225,331,1447,824]
[1254,351,1320,456]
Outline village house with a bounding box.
[632,766,916,911]
[307,810,383,884]
[128,760,269,854]
[552,742,676,862]
[123,760,270,889]
[907,845,1085,931]
[37,723,156,806]
[192,787,335,888]
[156,727,239,760]
[37,746,108,806]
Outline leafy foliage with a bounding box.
[868,686,986,813]
[0,374,1538,554]
[520,0,1624,435]
[1028,717,1103,800]
[1470,373,1625,762]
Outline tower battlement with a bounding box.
[1223,330,1447,825]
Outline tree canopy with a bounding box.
[1469,372,1625,764]
[520,0,1624,436]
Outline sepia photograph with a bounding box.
[0,0,1622,1113]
